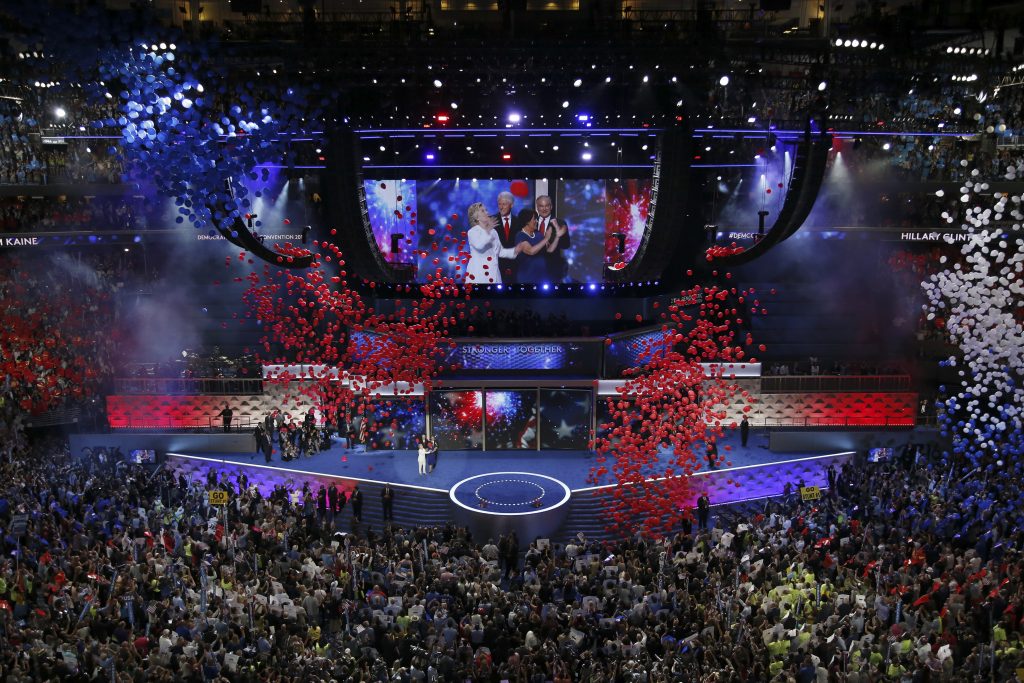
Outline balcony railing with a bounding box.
[759,375,913,394]
[112,377,264,395]
[757,416,916,428]
[107,417,259,432]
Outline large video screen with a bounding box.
[485,390,538,450]
[364,179,651,284]
[365,399,426,451]
[539,389,592,450]
[604,327,674,377]
[428,390,483,451]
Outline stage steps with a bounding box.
[339,482,453,535]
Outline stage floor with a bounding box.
[173,428,841,493]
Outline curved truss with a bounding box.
[712,125,832,267]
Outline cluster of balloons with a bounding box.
[922,160,1024,466]
[591,272,764,536]
[0,255,115,415]
[3,0,330,244]
[95,39,327,238]
[235,222,487,439]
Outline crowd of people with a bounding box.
[0,196,163,233]
[0,253,118,416]
[0,92,123,185]
[0,423,1020,682]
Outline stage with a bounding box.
[167,427,854,502]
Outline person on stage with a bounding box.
[426,439,438,473]
[697,492,710,530]
[254,424,271,463]
[216,402,233,433]
[350,485,363,523]
[417,440,428,475]
[465,202,525,285]
[740,415,750,448]
[706,440,718,470]
[513,209,559,283]
[381,484,394,522]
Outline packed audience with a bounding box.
[0,254,118,415]
[0,421,1020,682]
[0,195,164,233]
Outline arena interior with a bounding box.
[0,0,1022,681]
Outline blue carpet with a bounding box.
[185,427,831,491]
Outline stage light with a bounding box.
[577,114,590,122]
[642,75,649,83]
[552,145,559,151]
[435,113,450,123]
[852,39,860,47]
[425,153,435,161]
[818,81,827,91]
[605,76,612,83]
[719,76,730,86]
[843,39,852,47]
[954,107,962,115]
[641,144,648,151]
[496,284,503,290]
[882,142,891,150]
[502,153,512,160]
[54,107,66,118]
[676,99,683,107]
[835,38,843,46]
[589,283,597,291]
[573,78,583,87]
[508,112,521,123]
[433,79,442,88]
[581,152,592,160]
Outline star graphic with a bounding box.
[554,420,577,439]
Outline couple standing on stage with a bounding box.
[465,192,571,285]
[417,438,438,475]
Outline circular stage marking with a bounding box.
[474,478,546,507]
[450,472,571,516]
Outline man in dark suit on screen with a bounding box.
[493,191,519,282]
[535,194,571,282]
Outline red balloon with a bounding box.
[509,180,530,198]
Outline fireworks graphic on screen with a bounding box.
[365,400,426,450]
[429,390,483,450]
[605,179,652,264]
[485,390,538,450]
